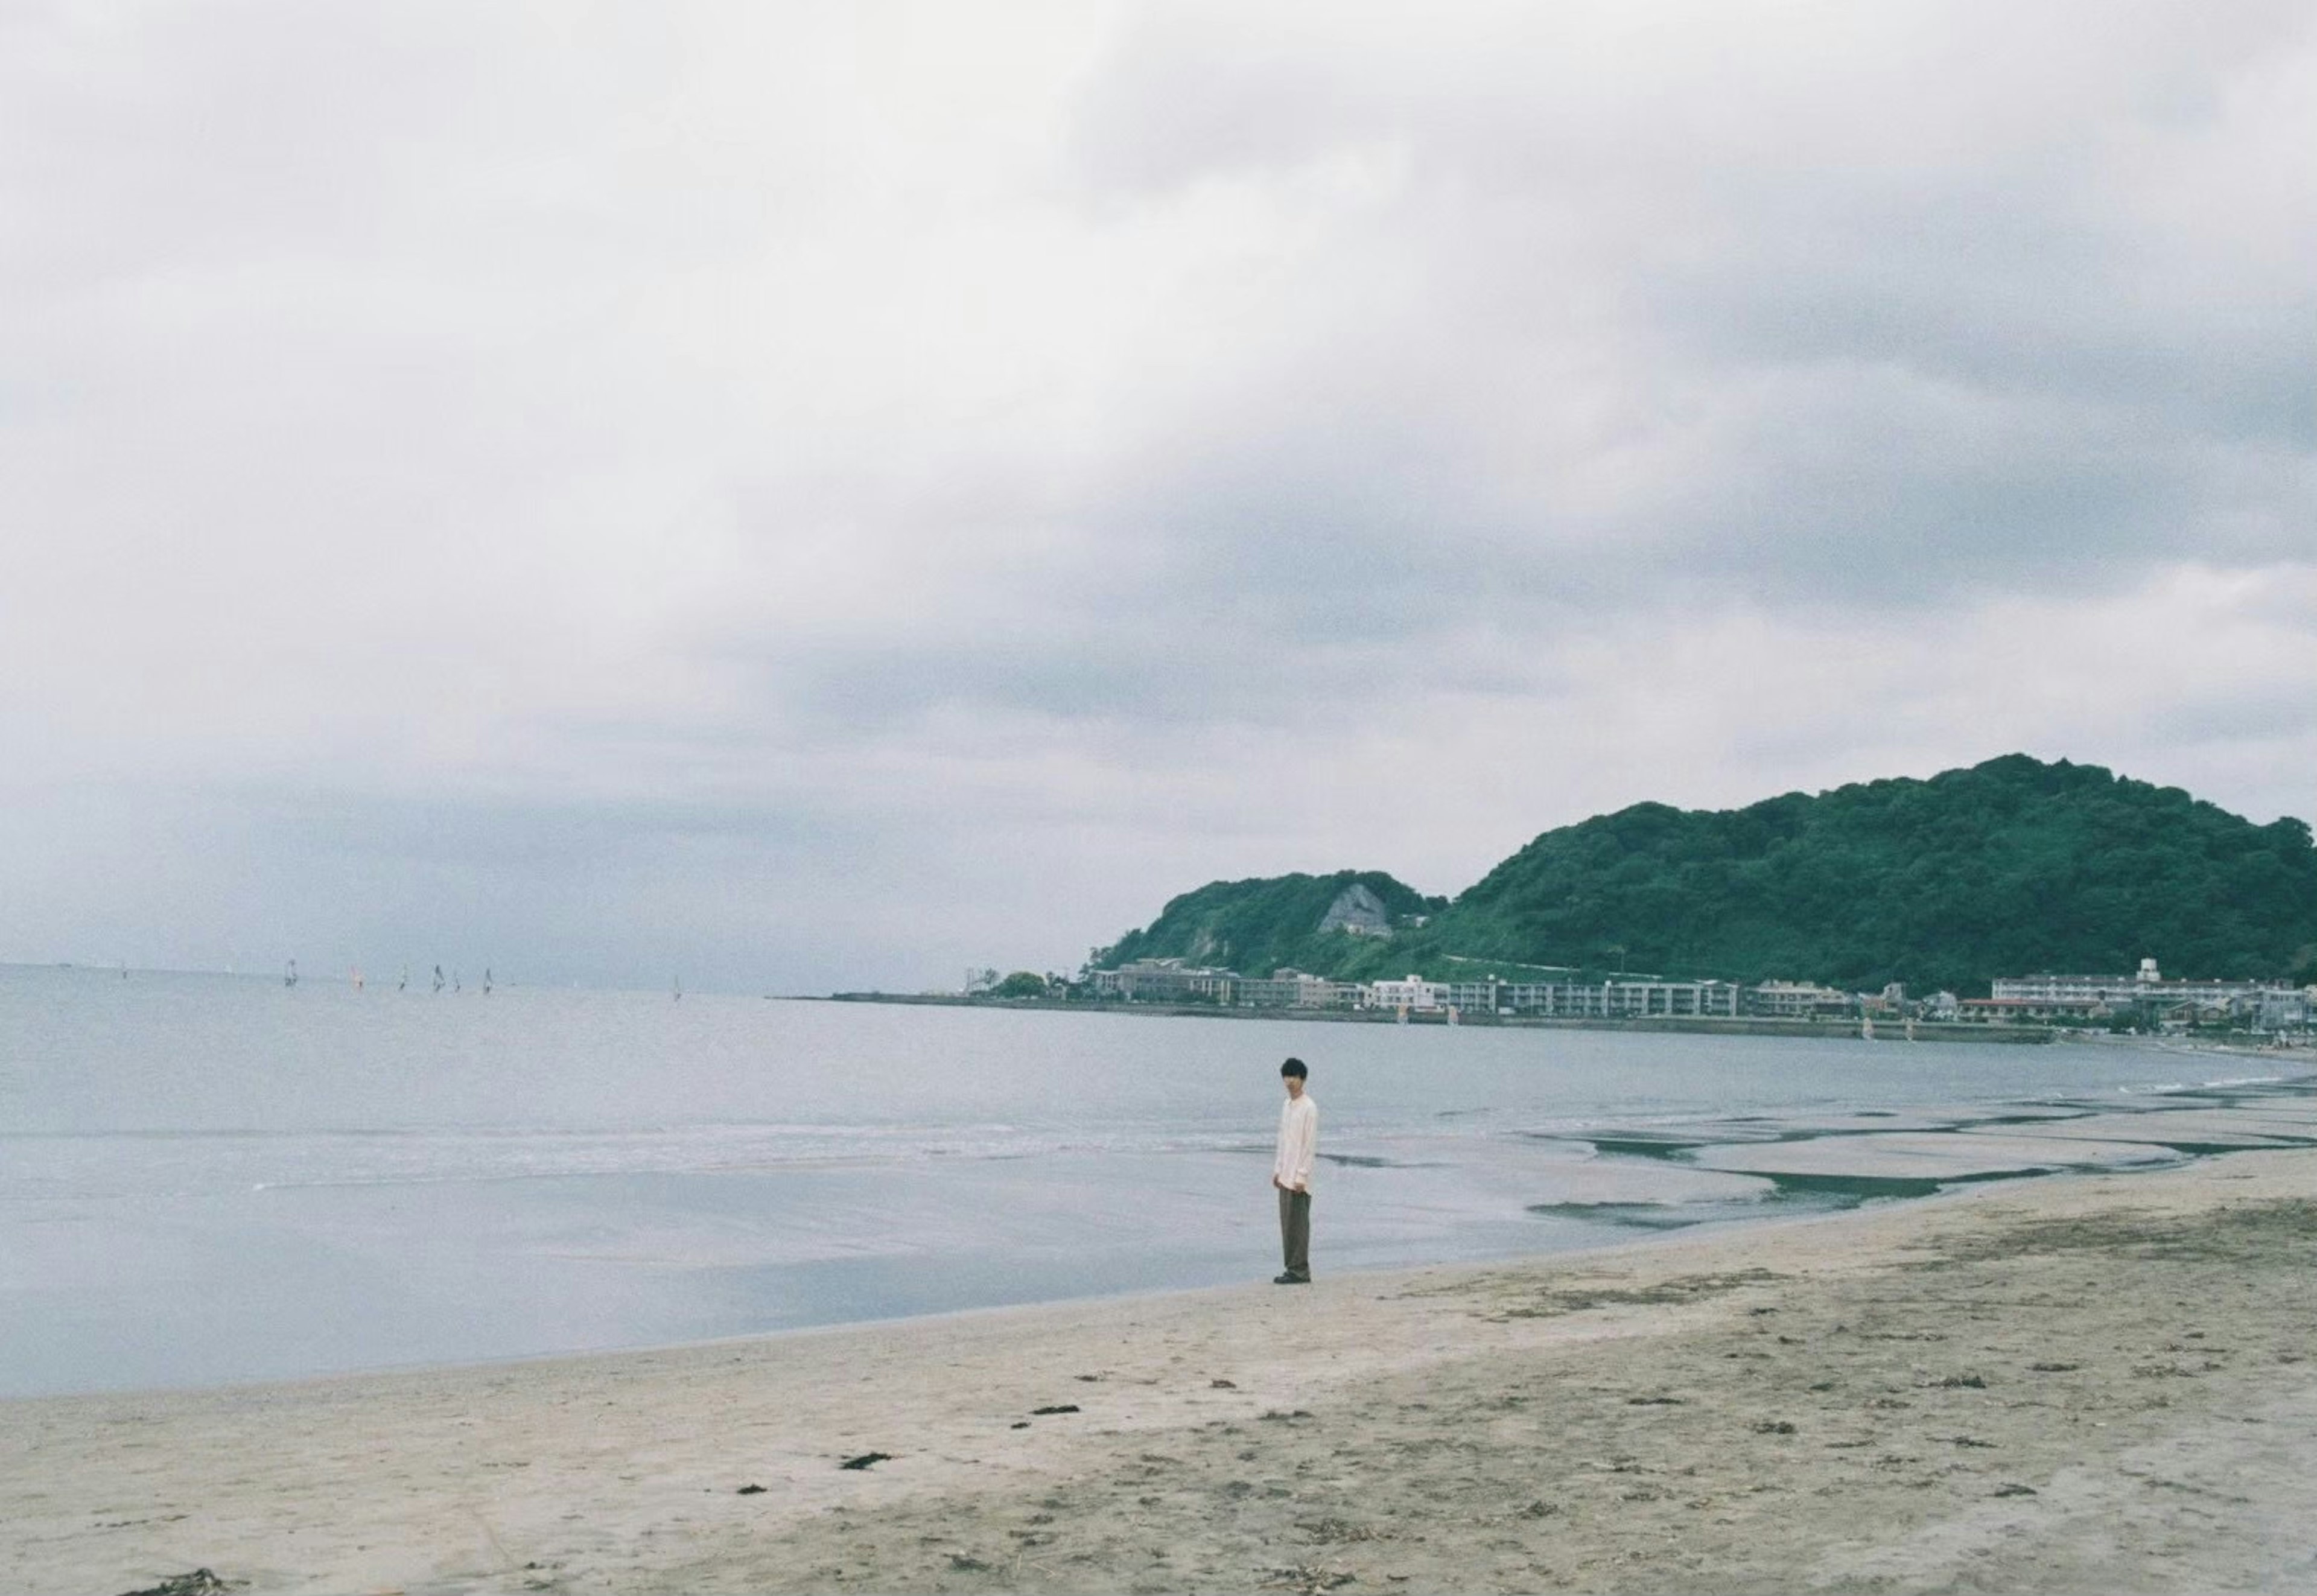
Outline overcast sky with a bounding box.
[3,1,2312,992]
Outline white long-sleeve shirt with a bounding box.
[1274,1092,1318,1192]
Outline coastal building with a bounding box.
[1235,970,1363,1009]
[1423,977,1744,1019]
[2255,989,2312,1029]
[1863,983,1908,1016]
[1093,964,1752,1019]
[1089,960,1237,1004]
[1989,959,2307,1028]
[1078,951,2309,1031]
[1744,981,1855,1019]
[1535,979,1738,1018]
[1959,996,2108,1024]
[1370,974,1448,1011]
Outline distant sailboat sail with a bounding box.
[284,959,299,989]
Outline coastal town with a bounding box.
[953,955,2315,1039]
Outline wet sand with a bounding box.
[10,1131,2317,1595]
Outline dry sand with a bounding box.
[10,1147,2317,1596]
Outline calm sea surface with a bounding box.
[0,964,2298,1397]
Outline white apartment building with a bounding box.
[1235,971,1364,1009]
[1370,974,1448,1011]
[1992,958,2300,1011]
[1089,961,1237,1003]
[1744,981,1854,1018]
[1429,977,1743,1018]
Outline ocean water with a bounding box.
[2,963,2306,1397]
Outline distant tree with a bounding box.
[989,971,1049,999]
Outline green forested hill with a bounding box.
[1094,757,2317,993]
[1096,870,1446,981]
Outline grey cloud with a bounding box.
[1,5,478,290]
[1049,0,2316,600]
[5,2,2315,988]
[2145,682,2317,746]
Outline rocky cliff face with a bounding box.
[1317,883,1393,937]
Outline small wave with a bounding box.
[2119,1072,2301,1098]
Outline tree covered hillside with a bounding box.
[1429,755,2316,992]
[1096,757,2317,994]
[1096,870,1445,980]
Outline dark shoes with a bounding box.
[1273,1272,1311,1285]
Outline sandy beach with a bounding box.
[11,1139,2317,1596]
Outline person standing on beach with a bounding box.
[1273,1057,1318,1284]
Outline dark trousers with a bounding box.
[1278,1187,1311,1280]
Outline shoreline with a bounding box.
[824,991,2076,1043]
[11,1135,2317,1594]
[19,1059,2310,1407]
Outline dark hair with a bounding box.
[1280,1057,1308,1079]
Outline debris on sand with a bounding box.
[736,1483,766,1495]
[1298,1516,1392,1543]
[118,1574,236,1596]
[839,1452,894,1470]
[1031,1404,1081,1416]
[1992,1482,2038,1498]
[1752,1420,1797,1435]
[1210,1378,1238,1388]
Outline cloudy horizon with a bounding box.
[4,1,2312,993]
